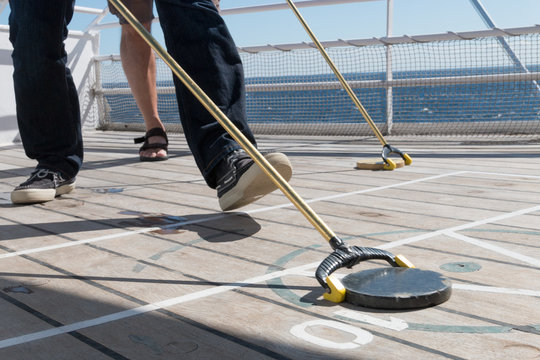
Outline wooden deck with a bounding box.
[0,130,539,359]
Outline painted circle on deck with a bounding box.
[440,262,481,273]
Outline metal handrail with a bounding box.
[235,25,540,53]
[90,0,382,31]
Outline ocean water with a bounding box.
[102,67,540,126]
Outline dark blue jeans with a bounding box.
[9,0,83,179]
[155,0,256,188]
[10,0,256,188]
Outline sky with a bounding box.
[0,0,539,55]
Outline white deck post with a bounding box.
[385,0,394,135]
[469,0,540,92]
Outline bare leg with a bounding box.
[120,22,167,160]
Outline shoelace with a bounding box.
[32,169,55,178]
[30,169,63,183]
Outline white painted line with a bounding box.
[2,200,539,348]
[0,228,161,259]
[445,204,540,233]
[334,310,408,331]
[290,319,373,349]
[0,261,320,349]
[0,172,461,260]
[2,176,538,263]
[248,171,468,214]
[378,204,540,250]
[3,259,537,348]
[0,212,238,260]
[292,270,317,278]
[1,171,538,348]
[444,231,540,268]
[453,284,540,297]
[467,171,540,180]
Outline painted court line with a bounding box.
[378,204,540,250]
[1,171,538,347]
[1,172,537,263]
[452,284,540,297]
[2,202,539,348]
[444,231,540,268]
[0,212,240,260]
[0,262,320,349]
[248,171,468,214]
[0,228,162,260]
[0,171,462,260]
[468,171,540,180]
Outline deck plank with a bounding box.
[0,131,539,359]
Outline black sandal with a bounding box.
[134,127,169,162]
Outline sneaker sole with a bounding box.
[56,182,76,196]
[219,153,292,211]
[11,182,76,204]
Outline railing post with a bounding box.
[385,0,394,135]
[0,0,8,16]
[469,0,540,93]
[93,56,108,129]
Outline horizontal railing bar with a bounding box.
[88,25,540,55]
[244,72,540,90]
[90,0,378,31]
[93,71,540,95]
[220,0,379,16]
[0,25,92,38]
[237,25,540,53]
[74,6,106,15]
[104,120,540,137]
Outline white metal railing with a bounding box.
[0,0,7,15]
[2,0,540,137]
[94,71,540,97]
[235,25,540,52]
[89,0,380,31]
[0,4,109,36]
[94,25,540,95]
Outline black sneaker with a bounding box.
[216,150,292,211]
[11,168,76,204]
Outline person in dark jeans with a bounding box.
[9,0,292,211]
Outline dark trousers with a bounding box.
[9,0,83,179]
[9,0,256,188]
[155,0,256,188]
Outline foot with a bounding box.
[11,168,76,204]
[140,135,168,160]
[216,150,292,211]
[134,127,169,161]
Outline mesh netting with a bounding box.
[92,30,540,136]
